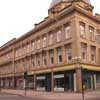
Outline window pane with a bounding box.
[57,48,62,63]
[80,22,85,38]
[66,45,72,61]
[91,46,96,62]
[49,34,53,45]
[89,26,94,40]
[81,43,87,60]
[37,39,40,49]
[50,49,54,64]
[43,37,47,47]
[65,26,71,39]
[57,30,62,42]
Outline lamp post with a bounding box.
[72,56,85,100]
[24,71,27,96]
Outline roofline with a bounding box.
[0,4,100,51]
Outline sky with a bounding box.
[0,0,100,46]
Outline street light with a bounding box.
[72,56,85,100]
[24,71,28,96]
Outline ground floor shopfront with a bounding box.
[0,65,100,92]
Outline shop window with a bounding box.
[89,26,94,41]
[57,30,62,42]
[81,43,87,61]
[49,49,54,64]
[37,39,40,49]
[57,47,62,63]
[43,36,47,47]
[36,76,46,91]
[80,22,86,38]
[49,33,53,45]
[65,25,71,39]
[66,44,72,62]
[91,46,96,63]
[54,74,64,91]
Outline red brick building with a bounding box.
[0,0,100,92]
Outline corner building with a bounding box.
[0,0,100,92]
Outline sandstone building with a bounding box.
[0,0,100,92]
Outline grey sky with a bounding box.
[0,0,99,46]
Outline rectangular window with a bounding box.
[32,56,35,67]
[65,25,71,39]
[66,44,72,62]
[89,26,94,41]
[43,52,47,65]
[36,54,40,66]
[27,43,30,53]
[43,36,47,47]
[96,30,100,43]
[91,46,96,62]
[49,49,54,64]
[37,39,40,49]
[32,42,35,51]
[49,33,53,45]
[81,43,87,61]
[57,47,62,63]
[23,46,26,55]
[80,22,85,38]
[57,30,62,42]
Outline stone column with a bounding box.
[75,66,82,92]
[51,72,54,92]
[47,50,50,66]
[87,44,91,63]
[93,74,96,90]
[40,52,43,67]
[74,73,77,92]
[54,48,57,65]
[62,45,66,63]
[34,74,36,90]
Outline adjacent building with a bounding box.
[0,0,100,92]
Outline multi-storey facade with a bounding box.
[0,0,100,92]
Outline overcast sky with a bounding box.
[0,0,100,46]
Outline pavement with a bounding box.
[1,89,100,100]
[0,93,45,100]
